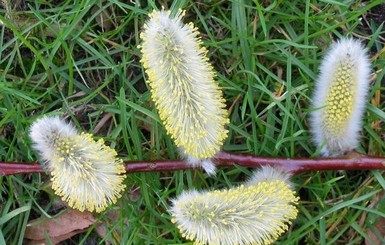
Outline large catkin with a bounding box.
[30,116,126,212]
[170,167,298,245]
[310,38,370,156]
[139,10,229,174]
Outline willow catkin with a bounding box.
[170,167,298,245]
[139,10,229,174]
[30,116,126,212]
[310,38,371,156]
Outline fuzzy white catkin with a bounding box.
[170,166,298,245]
[246,165,293,188]
[30,116,126,213]
[310,38,371,156]
[139,10,229,175]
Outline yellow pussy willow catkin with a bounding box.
[170,167,298,245]
[139,10,229,167]
[30,116,126,213]
[310,38,370,156]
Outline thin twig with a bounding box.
[1,152,385,176]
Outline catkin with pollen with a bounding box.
[170,166,298,245]
[139,10,229,174]
[310,38,371,156]
[30,116,126,213]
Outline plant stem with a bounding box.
[1,151,385,176]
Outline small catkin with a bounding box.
[139,10,229,174]
[170,167,298,245]
[30,116,126,213]
[310,38,371,156]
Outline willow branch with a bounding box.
[1,151,385,176]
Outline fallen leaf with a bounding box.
[25,209,96,244]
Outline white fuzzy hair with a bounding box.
[179,148,217,175]
[246,166,293,189]
[310,38,371,156]
[29,116,77,168]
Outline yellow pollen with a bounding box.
[324,62,355,136]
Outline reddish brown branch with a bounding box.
[1,151,385,176]
[0,161,44,176]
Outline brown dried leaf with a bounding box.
[26,229,88,245]
[25,209,96,244]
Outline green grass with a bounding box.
[1,0,385,244]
